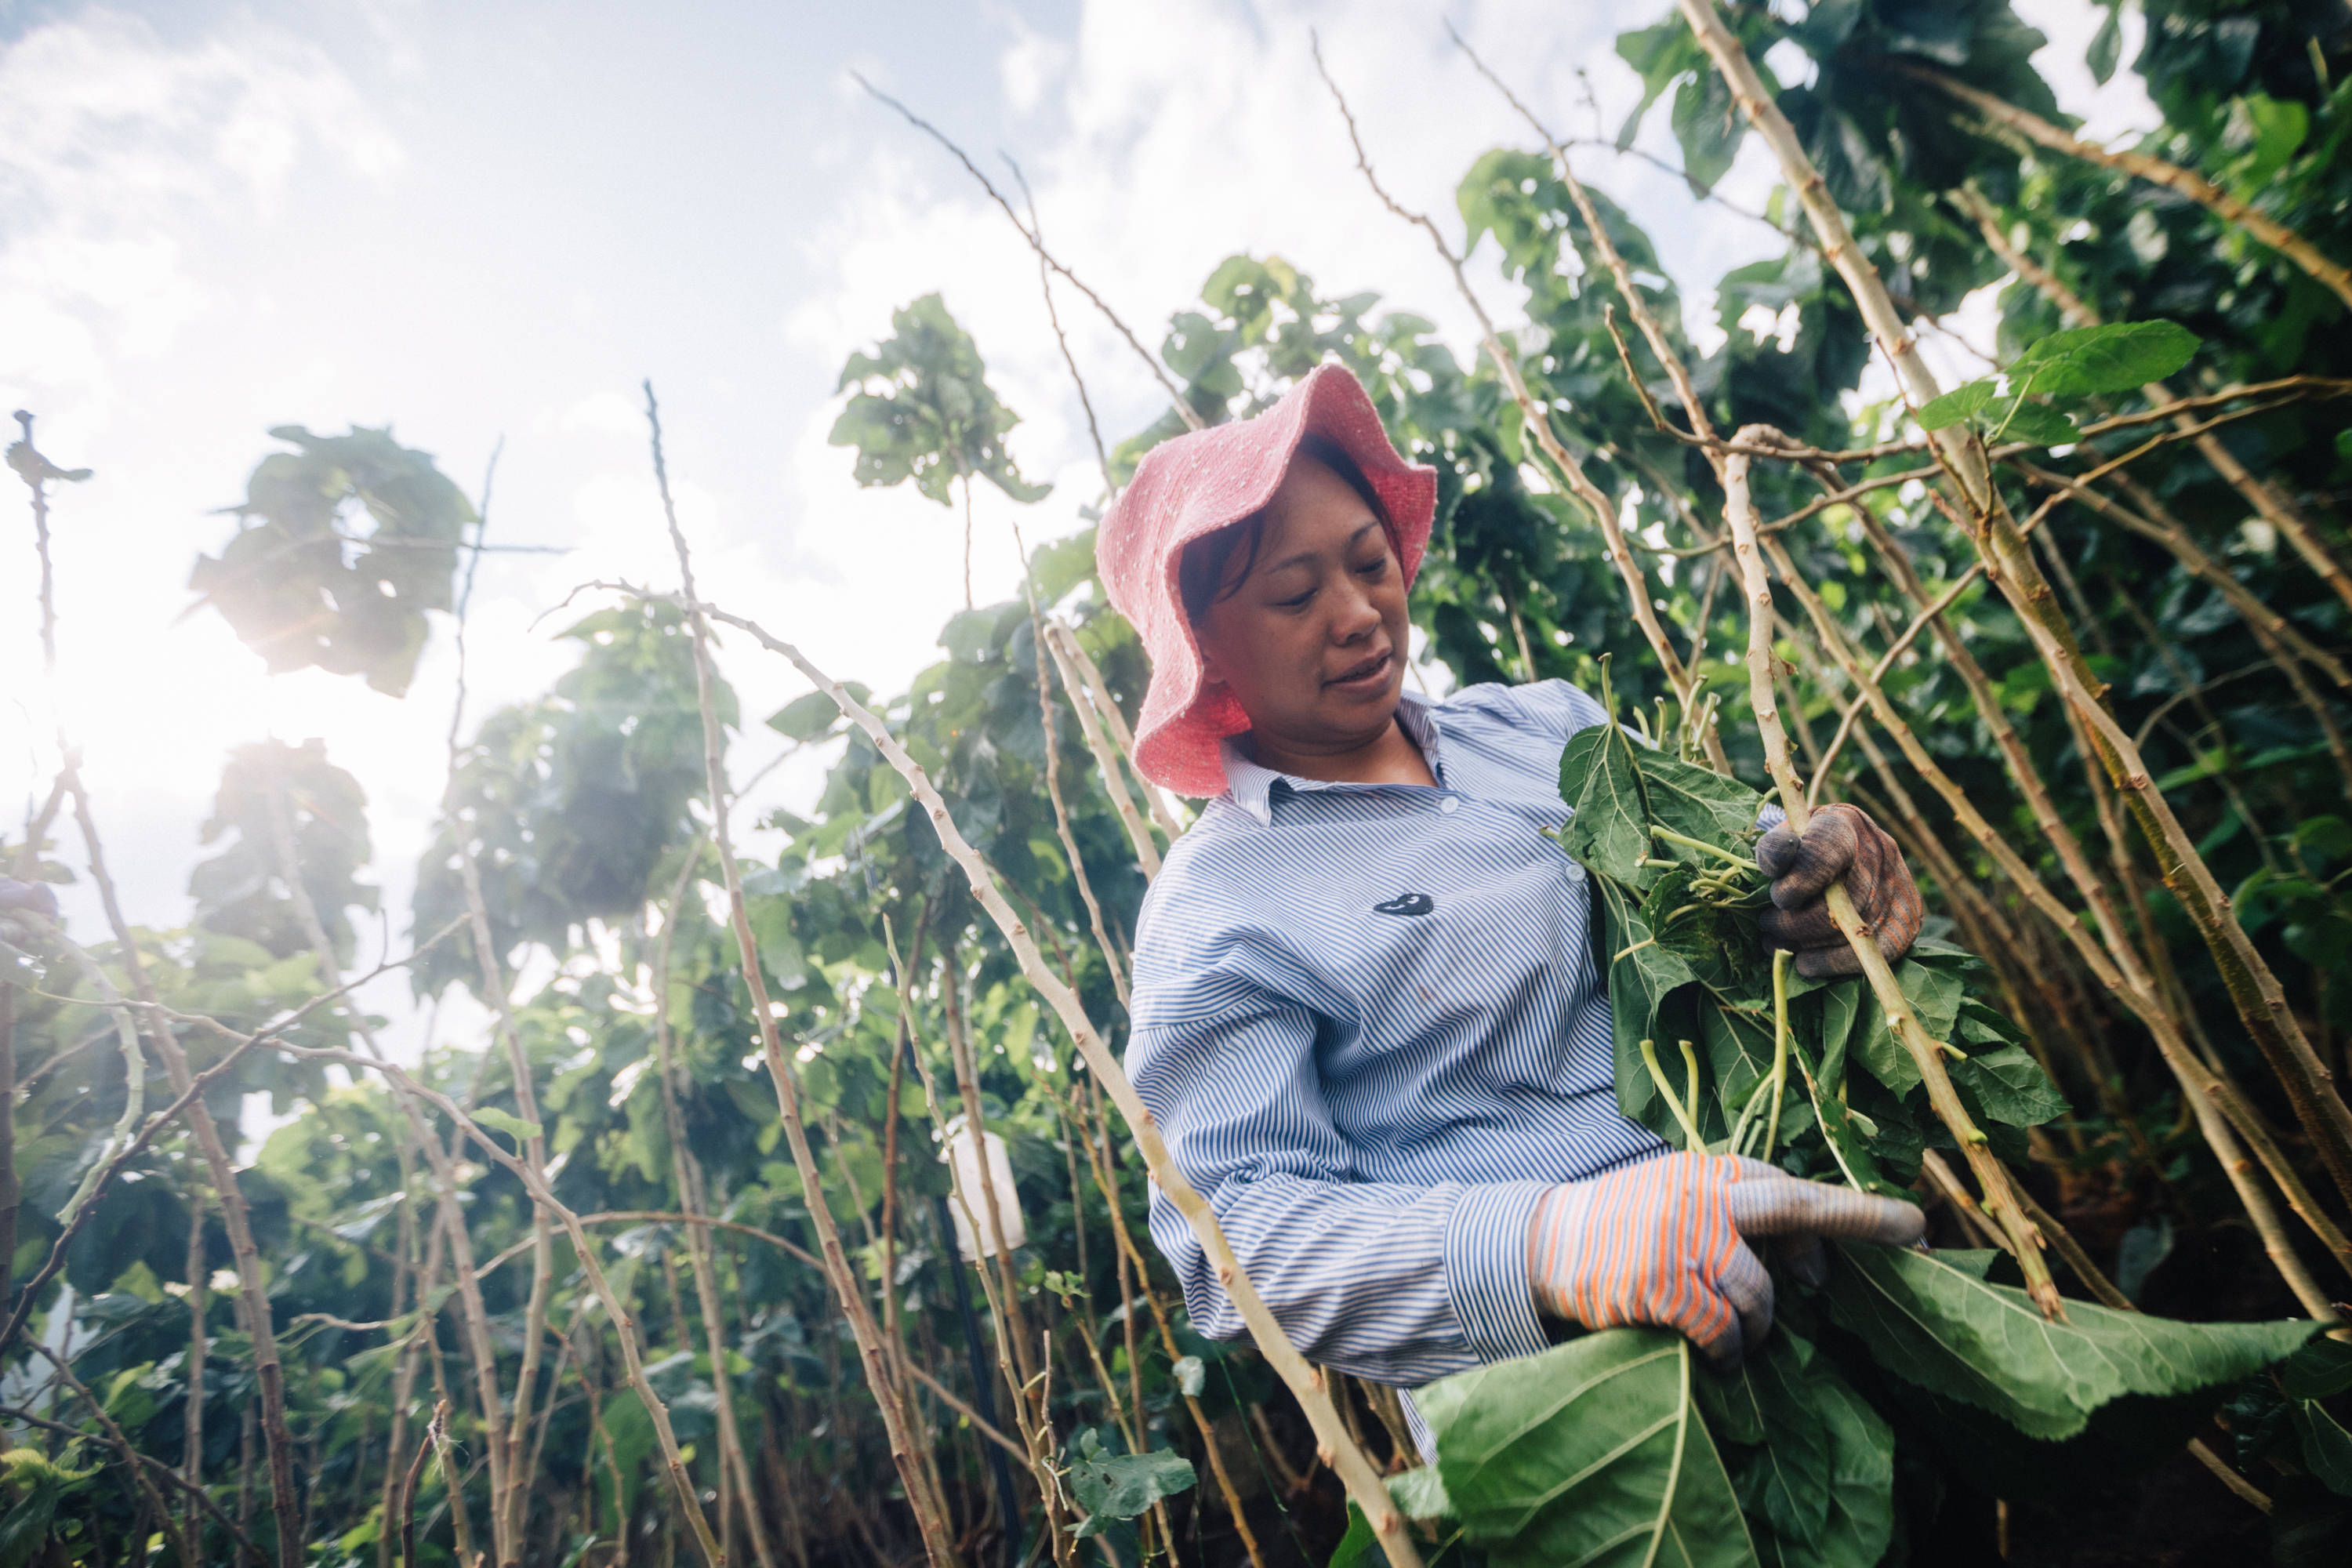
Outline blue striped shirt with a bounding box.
[1125,680,1667,1396]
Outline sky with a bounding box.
[1,0,2154,1083]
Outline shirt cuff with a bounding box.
[1443,1181,1552,1366]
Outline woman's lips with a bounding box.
[1327,648,1393,693]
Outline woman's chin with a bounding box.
[1316,676,1403,731]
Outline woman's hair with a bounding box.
[1177,433,1392,629]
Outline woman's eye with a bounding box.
[1277,590,1315,609]
[1356,558,1388,579]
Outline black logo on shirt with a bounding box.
[1374,892,1435,916]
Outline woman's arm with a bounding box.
[1127,948,1549,1387]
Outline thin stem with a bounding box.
[647,382,950,1566]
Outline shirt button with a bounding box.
[1439,797,1460,815]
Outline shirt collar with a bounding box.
[1219,691,1448,827]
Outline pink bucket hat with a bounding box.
[1098,363,1437,798]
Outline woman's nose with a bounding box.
[1330,579,1383,643]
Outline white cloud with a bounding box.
[0,9,401,425]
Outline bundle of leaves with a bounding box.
[1332,694,2328,1566]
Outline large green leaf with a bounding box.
[1949,1045,2067,1127]
[1700,1330,1895,1568]
[2009,321,2199,401]
[1066,1428,1196,1537]
[1598,877,1699,1134]
[1671,68,1747,194]
[2294,1399,2352,1497]
[1914,379,1994,431]
[1824,1243,2318,1440]
[830,292,1051,506]
[1417,1330,1759,1568]
[2281,1337,2352,1401]
[188,425,474,697]
[1327,1468,1463,1568]
[1559,721,1653,884]
[1635,749,1766,851]
[1980,395,2080,447]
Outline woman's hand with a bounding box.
[1527,1152,1925,1368]
[1755,803,1923,978]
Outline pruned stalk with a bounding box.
[1767,528,2352,1287]
[1017,531,1130,1004]
[33,1338,194,1568]
[938,960,1080,1568]
[1722,437,2064,1314]
[66,779,309,1568]
[652,840,780,1568]
[1676,0,2352,1216]
[449,849,553,1564]
[888,928,1079,1563]
[1312,36,1726,773]
[183,1187,208,1552]
[1068,1077,1270,1567]
[1468,27,2322,1304]
[647,385,956,1567]
[1915,68,2352,314]
[2027,466,2352,798]
[281,1044,724,1566]
[263,779,542,1568]
[1044,621,1163,877]
[683,595,1425,1567]
[383,1159,447,1568]
[1955,185,2352,619]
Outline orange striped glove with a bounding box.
[1527,1153,1926,1367]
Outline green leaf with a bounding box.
[1417,1330,1759,1568]
[472,1106,543,1147]
[1067,1430,1196,1537]
[1700,1330,1895,1568]
[1671,67,1746,194]
[1914,380,1996,431]
[1823,1243,2318,1440]
[1389,1464,1454,1523]
[1806,105,1891,214]
[2087,2,2122,83]
[2223,95,2310,192]
[1597,877,1699,1136]
[1981,396,2080,447]
[189,425,474,698]
[830,292,1051,507]
[1558,721,1653,885]
[768,688,855,741]
[1614,20,1699,151]
[1329,1468,1459,1568]
[1949,1046,2068,1127]
[2281,1337,2352,1401]
[1696,1333,1831,1545]
[2009,321,2199,401]
[1850,960,1962,1097]
[2293,1399,2352,1497]
[0,1450,93,1568]
[1635,749,1765,851]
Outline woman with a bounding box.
[1101,365,1926,1447]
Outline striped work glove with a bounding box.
[1755,803,1924,979]
[1527,1152,1926,1367]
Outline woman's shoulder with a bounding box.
[1435,678,1606,743]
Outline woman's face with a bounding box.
[1193,455,1410,761]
